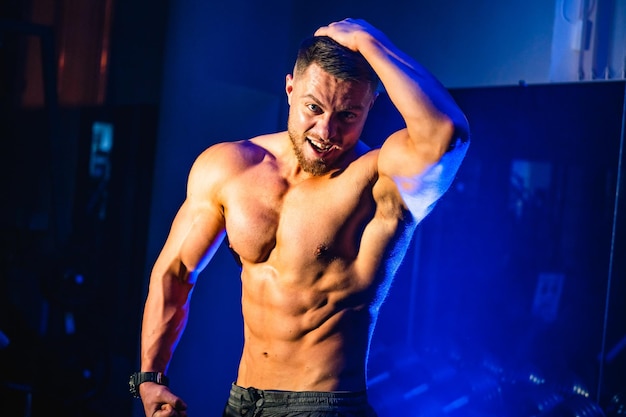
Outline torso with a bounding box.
[217,132,415,392]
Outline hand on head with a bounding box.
[314,18,380,51]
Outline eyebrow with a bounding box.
[302,94,366,112]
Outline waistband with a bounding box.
[228,383,370,408]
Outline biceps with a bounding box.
[158,201,226,282]
[378,129,441,180]
[378,130,468,218]
[179,212,226,276]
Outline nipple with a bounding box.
[315,244,329,258]
[315,243,339,263]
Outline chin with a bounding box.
[301,158,330,176]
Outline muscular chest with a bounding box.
[223,167,375,265]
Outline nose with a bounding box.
[313,114,337,141]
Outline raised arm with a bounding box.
[138,146,227,416]
[315,18,470,220]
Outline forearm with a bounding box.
[140,271,194,372]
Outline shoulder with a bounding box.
[190,135,275,178]
[186,136,275,200]
[196,139,266,168]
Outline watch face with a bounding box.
[129,374,139,397]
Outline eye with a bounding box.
[307,103,322,114]
[340,111,358,122]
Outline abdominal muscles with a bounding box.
[236,261,378,392]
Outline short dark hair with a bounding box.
[294,36,380,93]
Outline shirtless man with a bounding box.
[133,18,470,417]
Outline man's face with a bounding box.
[286,63,376,175]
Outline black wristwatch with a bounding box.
[129,372,169,398]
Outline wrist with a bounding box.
[129,371,169,398]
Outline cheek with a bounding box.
[287,109,302,128]
[343,120,366,138]
[293,111,315,130]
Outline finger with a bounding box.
[156,391,187,414]
[151,404,177,417]
[314,26,329,37]
[163,401,188,416]
[315,20,341,35]
[173,397,188,412]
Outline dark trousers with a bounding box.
[222,383,378,417]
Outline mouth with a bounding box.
[306,137,341,154]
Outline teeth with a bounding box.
[308,138,333,152]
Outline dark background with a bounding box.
[1,1,625,416]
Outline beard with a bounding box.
[287,124,331,176]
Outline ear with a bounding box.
[285,73,294,105]
[369,92,379,110]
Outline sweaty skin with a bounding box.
[138,18,469,417]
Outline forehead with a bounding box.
[293,63,374,108]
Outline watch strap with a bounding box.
[129,371,169,398]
